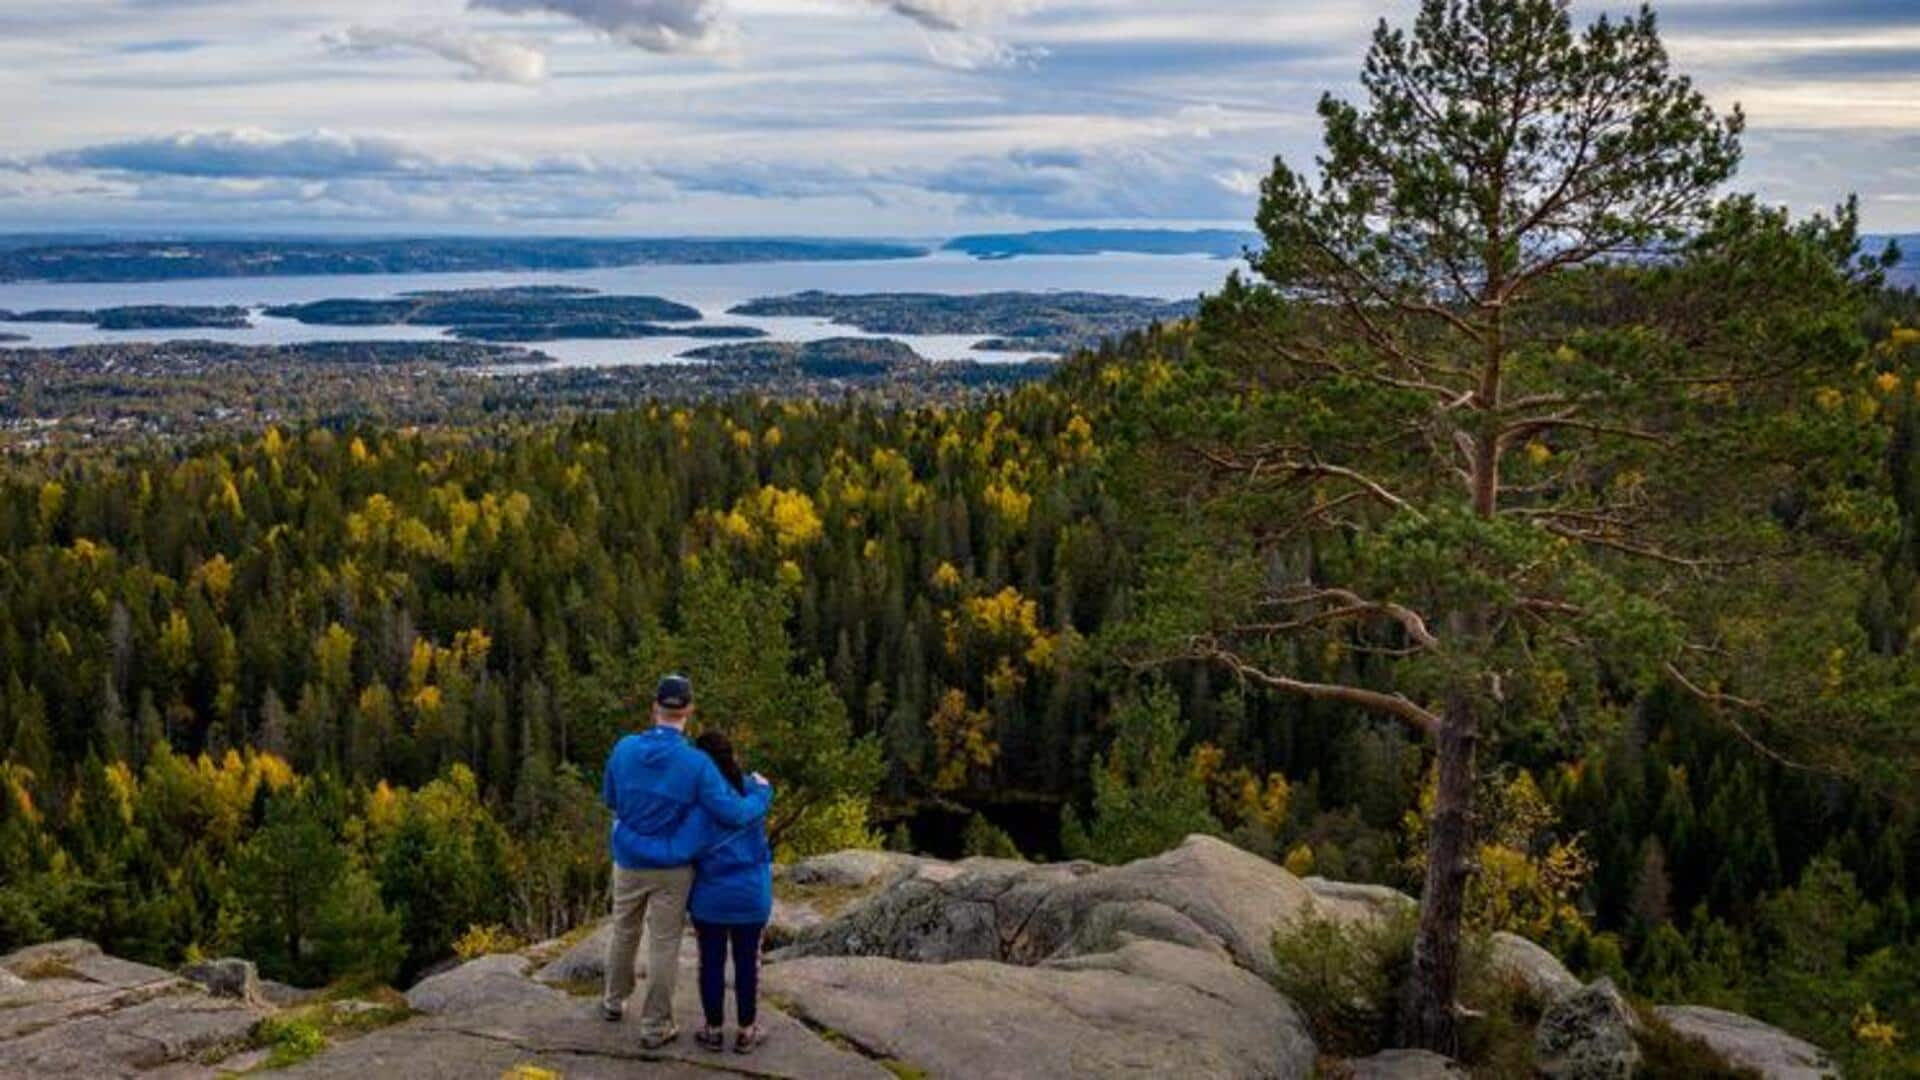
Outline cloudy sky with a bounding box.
[2,0,1915,235]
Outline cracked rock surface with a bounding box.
[282,953,889,1079]
[774,834,1319,977]
[764,834,1323,1078]
[769,937,1316,1079]
[11,835,1807,1079]
[0,939,268,1077]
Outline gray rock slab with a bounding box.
[180,956,264,1005]
[1342,1048,1469,1078]
[0,940,108,983]
[0,982,263,1077]
[777,833,1321,979]
[779,849,925,890]
[406,953,559,1015]
[1535,977,1642,1080]
[766,938,1317,1079]
[289,955,890,1079]
[258,978,318,1007]
[1303,877,1418,928]
[533,921,701,988]
[1487,930,1582,1004]
[1012,834,1319,975]
[532,920,616,986]
[1655,1005,1837,1079]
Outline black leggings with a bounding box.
[692,918,765,1028]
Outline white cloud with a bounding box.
[921,30,1044,70]
[44,129,601,181]
[2,0,1917,230]
[47,129,435,179]
[470,0,736,55]
[328,24,550,85]
[869,0,1037,33]
[913,144,1258,220]
[853,0,1042,69]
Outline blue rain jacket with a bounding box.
[686,809,774,925]
[601,726,771,871]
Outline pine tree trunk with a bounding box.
[1398,689,1478,1054]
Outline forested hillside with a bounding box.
[5,0,1920,1067]
[0,285,1917,1067]
[0,387,1127,983]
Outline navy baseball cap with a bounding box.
[655,674,694,710]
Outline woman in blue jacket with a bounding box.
[687,731,774,1054]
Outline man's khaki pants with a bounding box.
[603,864,692,1036]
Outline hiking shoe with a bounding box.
[734,1023,766,1054]
[599,1002,623,1022]
[640,1023,680,1050]
[695,1024,725,1052]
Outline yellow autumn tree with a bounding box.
[926,688,999,794]
[1404,769,1593,942]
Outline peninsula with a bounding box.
[728,290,1197,353]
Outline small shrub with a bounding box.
[1270,909,1417,1056]
[257,1015,328,1068]
[453,923,523,960]
[776,795,880,861]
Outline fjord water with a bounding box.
[0,251,1233,367]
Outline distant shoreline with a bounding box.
[0,230,1263,284]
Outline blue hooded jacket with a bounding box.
[684,803,773,925]
[601,726,771,870]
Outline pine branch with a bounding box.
[1179,638,1441,737]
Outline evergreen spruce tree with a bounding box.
[1061,687,1218,864]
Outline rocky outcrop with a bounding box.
[1534,977,1642,1079]
[776,834,1317,979]
[780,848,926,891]
[0,938,270,1077]
[1655,1005,1838,1079]
[0,838,1838,1080]
[768,938,1315,1078]
[764,835,1327,1077]
[286,959,891,1079]
[1015,835,1320,976]
[180,956,265,1006]
[1487,930,1582,1004]
[406,953,557,1015]
[1340,1048,1469,1078]
[530,921,617,986]
[1302,877,1418,929]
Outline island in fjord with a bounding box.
[264,285,765,343]
[1,304,253,330]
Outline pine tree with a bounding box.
[1061,687,1218,864]
[1110,0,1903,1051]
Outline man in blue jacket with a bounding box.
[601,674,771,1048]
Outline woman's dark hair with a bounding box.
[695,730,746,795]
